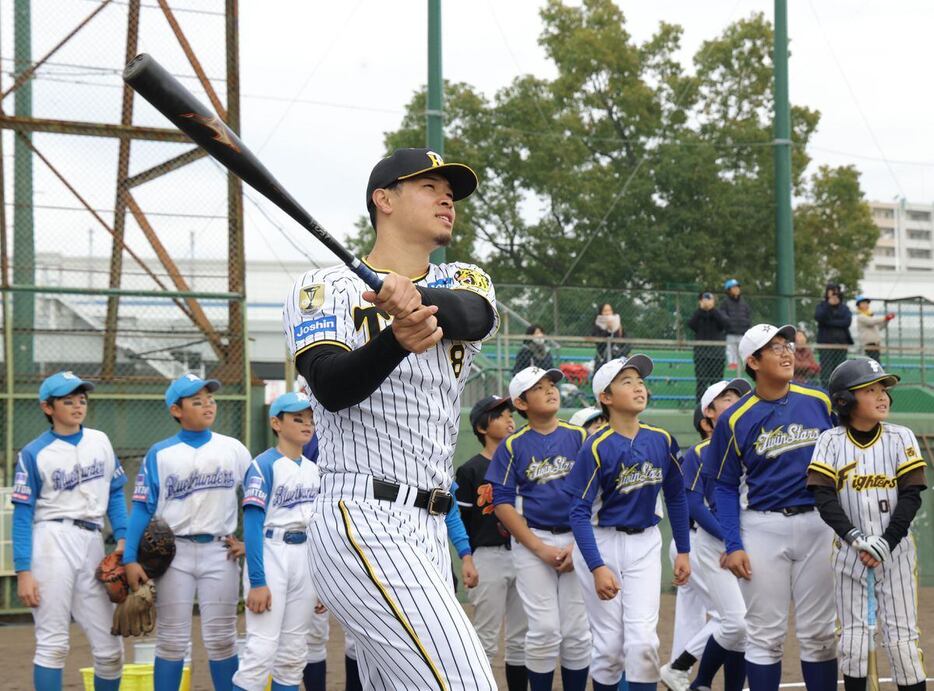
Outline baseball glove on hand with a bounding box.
[95,551,129,604]
[138,518,176,579]
[111,581,156,637]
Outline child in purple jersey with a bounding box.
[566,355,691,691]
[486,366,591,691]
[702,325,837,691]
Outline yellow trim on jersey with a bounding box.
[688,440,711,492]
[639,422,671,446]
[338,501,448,691]
[502,425,534,485]
[789,383,833,415]
[896,459,927,478]
[558,420,587,444]
[361,257,430,283]
[581,428,615,499]
[846,425,882,450]
[718,395,760,478]
[294,339,352,357]
[807,461,837,482]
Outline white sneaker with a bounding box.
[660,663,691,691]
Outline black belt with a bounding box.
[767,505,815,517]
[614,526,645,534]
[52,518,101,532]
[372,479,453,516]
[527,523,571,534]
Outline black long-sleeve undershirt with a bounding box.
[809,485,857,540]
[882,484,923,551]
[297,288,495,412]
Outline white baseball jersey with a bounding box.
[13,428,125,523]
[283,261,498,490]
[132,428,252,535]
[808,423,927,685]
[243,448,320,530]
[808,423,926,535]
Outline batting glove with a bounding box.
[862,535,891,563]
[844,528,868,549]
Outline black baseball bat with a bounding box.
[123,53,383,292]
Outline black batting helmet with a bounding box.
[828,358,900,416]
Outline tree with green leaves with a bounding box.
[348,0,878,302]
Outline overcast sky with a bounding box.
[6,0,934,272]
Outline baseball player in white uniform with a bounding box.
[12,372,127,691]
[807,359,927,691]
[233,392,320,691]
[123,373,252,691]
[283,148,498,689]
[566,355,692,691]
[702,324,837,691]
[664,381,750,691]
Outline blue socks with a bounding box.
[528,669,555,690]
[801,659,838,691]
[560,665,589,691]
[208,655,239,691]
[593,681,619,691]
[93,676,121,691]
[746,661,782,691]
[270,682,298,691]
[345,655,362,691]
[723,650,747,691]
[619,671,629,691]
[628,683,657,691]
[154,657,185,691]
[302,660,326,690]
[693,636,730,688]
[33,665,62,691]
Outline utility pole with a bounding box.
[427,0,444,265]
[773,0,795,324]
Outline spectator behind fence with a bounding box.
[591,302,631,371]
[687,291,728,401]
[855,295,895,362]
[793,329,820,385]
[512,324,555,375]
[814,282,853,387]
[719,278,751,371]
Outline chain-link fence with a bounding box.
[464,286,934,416]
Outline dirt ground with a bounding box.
[1,591,931,690]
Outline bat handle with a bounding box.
[350,259,384,293]
[867,568,876,627]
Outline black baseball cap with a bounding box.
[469,394,513,430]
[366,148,478,215]
[692,404,705,434]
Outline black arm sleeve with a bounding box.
[882,484,923,551]
[810,485,858,540]
[296,328,408,412]
[416,287,494,341]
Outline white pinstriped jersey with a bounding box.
[808,423,927,536]
[283,261,498,490]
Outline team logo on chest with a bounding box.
[754,424,821,459]
[837,462,897,491]
[272,484,317,508]
[615,462,663,494]
[51,459,105,491]
[525,455,574,484]
[164,468,236,500]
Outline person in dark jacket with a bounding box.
[719,278,752,371]
[814,283,853,387]
[688,291,729,401]
[512,324,555,375]
[591,302,631,371]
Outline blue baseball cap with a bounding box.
[39,371,95,402]
[270,392,313,418]
[165,373,220,408]
[855,294,869,304]
[724,278,740,290]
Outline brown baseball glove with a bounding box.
[95,551,129,604]
[138,518,176,580]
[111,581,156,637]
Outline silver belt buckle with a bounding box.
[427,488,451,516]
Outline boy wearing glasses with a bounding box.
[702,325,838,691]
[124,373,252,691]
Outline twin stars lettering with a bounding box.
[525,455,574,484]
[754,424,821,459]
[614,462,663,494]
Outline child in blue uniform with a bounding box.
[13,372,127,691]
[486,366,591,691]
[566,355,691,691]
